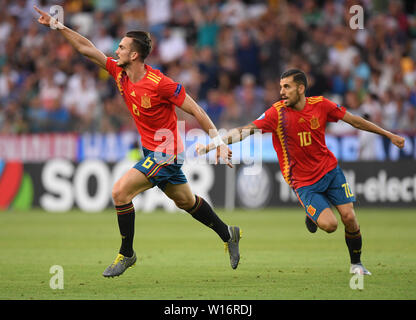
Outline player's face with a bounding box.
[280,77,302,108]
[115,37,136,68]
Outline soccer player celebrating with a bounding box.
[34,6,242,277]
[198,69,405,275]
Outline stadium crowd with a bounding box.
[0,0,415,142]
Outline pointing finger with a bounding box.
[33,5,43,14]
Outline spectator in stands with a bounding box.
[233,73,264,126]
[197,46,218,102]
[92,26,115,55]
[380,90,399,130]
[203,88,225,126]
[63,72,99,132]
[360,93,383,126]
[0,64,18,103]
[219,0,246,27]
[327,91,362,135]
[46,96,70,132]
[158,27,187,65]
[188,2,220,49]
[396,95,416,131]
[145,0,171,41]
[234,23,261,79]
[27,96,48,133]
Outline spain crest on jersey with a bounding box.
[310,115,320,129]
[116,71,125,95]
[141,94,152,109]
[307,205,316,216]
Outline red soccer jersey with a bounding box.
[106,57,186,155]
[253,96,347,189]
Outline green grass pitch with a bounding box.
[0,208,415,300]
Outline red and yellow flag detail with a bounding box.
[310,115,320,129]
[147,154,176,178]
[141,94,152,109]
[307,205,316,216]
[307,96,323,104]
[274,101,292,187]
[147,71,161,84]
[116,71,125,95]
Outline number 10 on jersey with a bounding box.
[298,131,312,147]
[342,183,354,198]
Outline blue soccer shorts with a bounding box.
[294,165,355,223]
[133,148,187,191]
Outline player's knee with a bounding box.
[320,219,338,233]
[317,209,338,233]
[323,222,338,233]
[341,210,357,227]
[112,183,130,205]
[175,198,194,211]
[326,223,338,233]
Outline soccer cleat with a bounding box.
[224,226,242,270]
[305,215,318,233]
[350,263,372,276]
[102,251,137,277]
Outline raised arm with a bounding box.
[342,111,405,148]
[34,6,107,69]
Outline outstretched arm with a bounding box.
[342,111,405,148]
[34,6,107,69]
[196,122,258,155]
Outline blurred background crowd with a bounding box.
[0,0,415,139]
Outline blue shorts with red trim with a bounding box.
[294,165,355,223]
[133,148,187,191]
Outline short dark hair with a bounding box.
[280,69,308,90]
[125,31,152,62]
